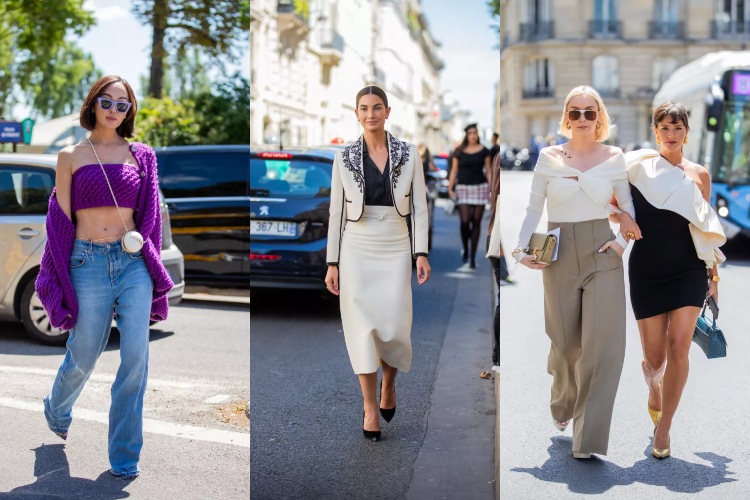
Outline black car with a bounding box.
[250,146,437,290]
[155,145,250,288]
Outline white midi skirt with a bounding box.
[339,205,412,374]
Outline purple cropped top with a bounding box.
[36,143,174,330]
[71,163,142,212]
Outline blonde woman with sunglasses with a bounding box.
[512,85,640,459]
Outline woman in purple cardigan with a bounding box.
[36,75,173,480]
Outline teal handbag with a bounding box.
[692,296,727,359]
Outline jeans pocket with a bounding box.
[126,249,143,259]
[69,252,87,269]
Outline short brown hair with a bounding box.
[355,86,389,109]
[79,76,138,138]
[652,100,689,129]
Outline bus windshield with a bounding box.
[717,101,750,185]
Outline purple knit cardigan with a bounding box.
[35,142,174,330]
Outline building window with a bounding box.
[713,0,750,36]
[520,0,554,40]
[592,55,620,98]
[651,0,682,37]
[523,59,554,98]
[652,57,680,91]
[591,0,620,37]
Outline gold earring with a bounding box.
[655,138,661,145]
[684,137,688,144]
[565,122,571,129]
[596,122,601,129]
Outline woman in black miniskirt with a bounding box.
[616,101,726,459]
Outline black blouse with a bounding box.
[456,147,490,185]
[363,140,393,206]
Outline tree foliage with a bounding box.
[131,0,250,98]
[25,42,100,119]
[0,0,95,118]
[134,75,249,146]
[134,97,200,147]
[192,74,250,144]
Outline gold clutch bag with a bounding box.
[529,233,558,265]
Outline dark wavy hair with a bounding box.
[355,85,389,109]
[652,100,689,129]
[79,75,138,138]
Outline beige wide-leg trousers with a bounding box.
[542,219,626,456]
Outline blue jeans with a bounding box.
[44,240,153,476]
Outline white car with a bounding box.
[0,153,184,345]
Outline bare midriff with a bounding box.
[75,206,136,242]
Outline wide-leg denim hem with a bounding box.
[43,396,69,434]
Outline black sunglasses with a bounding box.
[568,109,597,121]
[98,97,132,114]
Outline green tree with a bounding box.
[132,0,250,99]
[134,97,201,146]
[192,74,250,144]
[488,0,500,32]
[0,0,95,117]
[25,41,100,119]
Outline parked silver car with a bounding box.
[0,153,185,345]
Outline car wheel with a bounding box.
[20,278,69,346]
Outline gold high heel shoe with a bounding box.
[648,377,664,433]
[652,421,671,459]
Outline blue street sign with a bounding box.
[0,122,22,143]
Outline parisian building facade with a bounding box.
[250,0,453,151]
[500,0,750,149]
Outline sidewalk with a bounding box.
[405,261,498,500]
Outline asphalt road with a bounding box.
[498,170,750,499]
[250,200,497,500]
[0,298,250,499]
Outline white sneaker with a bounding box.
[573,452,592,459]
[553,419,569,432]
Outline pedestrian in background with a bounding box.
[418,143,437,175]
[448,123,491,268]
[36,75,173,479]
[512,85,640,459]
[489,132,500,161]
[485,151,512,366]
[614,101,726,459]
[325,85,431,442]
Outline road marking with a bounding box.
[0,365,218,390]
[0,397,249,448]
[203,394,233,404]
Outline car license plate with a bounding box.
[251,220,297,237]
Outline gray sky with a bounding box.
[421,0,499,130]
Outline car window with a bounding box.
[433,158,448,171]
[250,158,332,197]
[0,166,54,215]
[158,151,249,198]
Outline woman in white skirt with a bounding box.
[448,123,491,268]
[325,86,431,441]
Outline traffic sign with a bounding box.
[21,118,34,144]
[0,121,22,143]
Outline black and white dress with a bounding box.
[454,147,490,205]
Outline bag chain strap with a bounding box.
[87,137,131,236]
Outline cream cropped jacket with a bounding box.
[326,132,429,264]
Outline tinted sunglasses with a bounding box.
[97,97,132,113]
[568,109,597,121]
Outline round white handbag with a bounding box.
[121,230,145,254]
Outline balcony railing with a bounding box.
[519,21,555,41]
[589,19,622,39]
[596,88,621,99]
[522,87,554,99]
[711,20,750,38]
[649,20,684,39]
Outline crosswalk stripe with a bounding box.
[0,397,249,448]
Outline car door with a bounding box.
[157,149,250,287]
[0,166,53,302]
